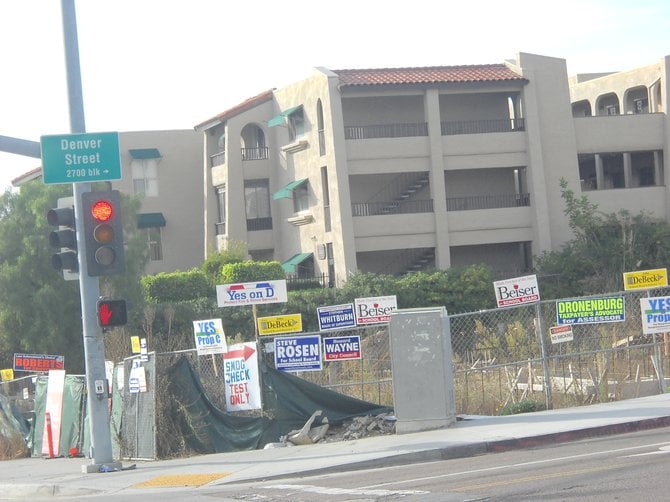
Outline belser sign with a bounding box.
[493,275,540,308]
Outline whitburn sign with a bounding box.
[493,275,540,308]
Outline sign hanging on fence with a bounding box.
[274,335,322,372]
[354,295,397,325]
[623,268,668,291]
[257,313,302,336]
[555,296,625,325]
[317,303,357,331]
[323,335,362,361]
[549,325,574,344]
[216,280,287,307]
[0,368,14,381]
[223,342,261,411]
[640,295,670,334]
[13,353,64,372]
[192,318,228,355]
[493,274,540,308]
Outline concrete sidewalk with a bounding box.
[1,393,670,499]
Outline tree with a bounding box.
[535,178,670,297]
[0,182,146,373]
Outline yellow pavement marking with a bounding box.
[132,472,230,488]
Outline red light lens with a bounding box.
[91,200,113,222]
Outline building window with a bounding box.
[216,185,226,235]
[132,158,159,196]
[245,179,272,230]
[288,107,305,143]
[293,181,309,212]
[321,166,331,231]
[147,227,163,261]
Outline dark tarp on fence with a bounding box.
[166,355,393,454]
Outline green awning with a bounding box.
[129,148,161,159]
[267,105,302,128]
[282,252,313,274]
[272,178,307,200]
[137,212,166,228]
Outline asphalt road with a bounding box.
[213,426,670,501]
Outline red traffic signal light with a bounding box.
[82,190,125,276]
[97,299,127,327]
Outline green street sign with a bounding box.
[40,132,122,184]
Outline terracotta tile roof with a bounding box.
[333,65,526,87]
[194,89,274,130]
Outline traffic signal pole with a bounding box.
[61,0,120,472]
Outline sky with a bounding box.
[1,0,669,191]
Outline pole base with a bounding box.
[81,461,123,474]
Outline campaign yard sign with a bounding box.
[192,318,227,355]
[13,353,64,372]
[323,335,361,361]
[640,296,670,334]
[223,342,261,411]
[216,280,287,307]
[556,296,625,325]
[623,268,668,291]
[257,313,302,336]
[493,274,540,308]
[354,295,397,325]
[317,303,356,331]
[274,335,322,372]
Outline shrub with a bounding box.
[498,399,545,416]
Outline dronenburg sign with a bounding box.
[556,296,625,325]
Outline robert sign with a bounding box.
[493,274,540,308]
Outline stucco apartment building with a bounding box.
[15,129,204,275]
[196,52,670,287]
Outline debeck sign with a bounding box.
[216,280,287,307]
[494,274,540,308]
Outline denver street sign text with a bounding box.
[40,132,122,184]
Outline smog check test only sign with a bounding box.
[40,132,122,184]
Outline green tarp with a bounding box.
[166,356,393,454]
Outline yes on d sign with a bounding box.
[40,132,122,184]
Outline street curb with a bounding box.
[485,415,670,453]
[230,415,670,483]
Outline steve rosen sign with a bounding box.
[494,275,540,308]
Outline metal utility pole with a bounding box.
[60,0,120,473]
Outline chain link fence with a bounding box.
[3,287,670,459]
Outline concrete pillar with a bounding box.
[595,154,604,189]
[623,152,632,188]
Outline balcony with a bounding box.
[352,199,434,217]
[241,146,269,161]
[209,151,225,167]
[441,118,525,136]
[344,122,429,140]
[246,217,272,231]
[446,193,530,211]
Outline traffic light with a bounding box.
[47,197,78,280]
[97,299,127,327]
[82,190,125,276]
